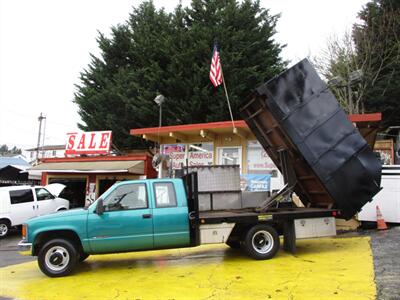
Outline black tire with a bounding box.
[79,253,90,262]
[226,240,241,249]
[0,219,10,239]
[38,238,78,277]
[360,221,376,230]
[242,224,280,260]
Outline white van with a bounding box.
[0,184,69,238]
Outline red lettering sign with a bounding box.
[66,134,76,150]
[65,131,112,155]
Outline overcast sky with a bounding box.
[0,0,369,151]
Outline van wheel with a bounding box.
[0,219,10,239]
[38,239,78,277]
[242,224,280,260]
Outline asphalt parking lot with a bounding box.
[0,229,34,268]
[0,227,399,300]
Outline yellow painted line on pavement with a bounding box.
[0,236,375,300]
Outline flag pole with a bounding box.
[221,68,235,130]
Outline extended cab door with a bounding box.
[87,182,153,253]
[152,180,190,248]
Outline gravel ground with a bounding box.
[369,226,400,300]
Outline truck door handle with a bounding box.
[33,205,35,210]
[142,214,152,219]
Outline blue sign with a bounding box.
[241,174,271,191]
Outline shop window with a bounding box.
[162,143,214,169]
[162,144,186,169]
[217,147,242,168]
[188,143,213,167]
[104,183,147,211]
[10,189,34,204]
[242,141,280,192]
[154,182,177,208]
[247,141,277,175]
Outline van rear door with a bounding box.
[0,190,11,215]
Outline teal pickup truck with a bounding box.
[19,172,338,277]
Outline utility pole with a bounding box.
[36,112,46,162]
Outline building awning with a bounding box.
[131,120,252,143]
[29,160,144,174]
[131,114,382,147]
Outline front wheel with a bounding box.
[38,239,78,277]
[242,224,280,260]
[0,219,10,239]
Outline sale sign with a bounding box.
[65,131,112,155]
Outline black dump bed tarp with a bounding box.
[239,59,382,219]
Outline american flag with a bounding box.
[209,44,223,87]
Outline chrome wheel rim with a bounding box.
[252,230,273,254]
[45,246,70,271]
[0,224,8,236]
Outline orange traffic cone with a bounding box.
[376,205,388,230]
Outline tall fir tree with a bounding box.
[74,0,286,149]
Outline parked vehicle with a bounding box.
[18,59,382,277]
[358,165,400,224]
[0,183,69,238]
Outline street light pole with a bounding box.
[159,102,162,127]
[153,94,166,178]
[154,94,166,128]
[36,112,46,162]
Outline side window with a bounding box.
[154,182,177,208]
[103,183,147,211]
[10,189,34,204]
[35,188,54,201]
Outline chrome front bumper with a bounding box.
[18,240,32,252]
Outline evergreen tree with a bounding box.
[353,0,400,126]
[74,0,286,149]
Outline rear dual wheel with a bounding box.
[242,224,280,260]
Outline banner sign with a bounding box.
[162,144,213,169]
[241,174,271,192]
[65,131,112,155]
[188,151,213,167]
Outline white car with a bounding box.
[0,184,69,238]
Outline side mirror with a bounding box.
[95,199,105,215]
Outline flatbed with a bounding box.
[199,207,337,224]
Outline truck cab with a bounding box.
[87,178,190,253]
[19,178,195,277]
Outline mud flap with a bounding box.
[283,220,296,254]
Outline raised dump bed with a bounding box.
[239,59,382,219]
